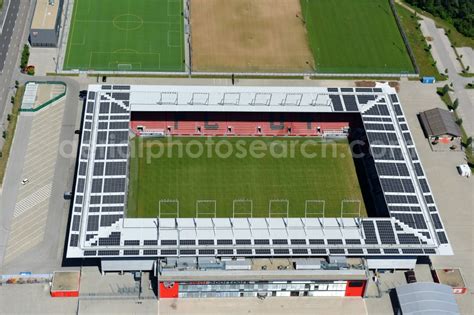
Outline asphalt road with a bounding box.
[0,0,31,147]
[397,1,473,137]
[0,0,19,72]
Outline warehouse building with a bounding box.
[29,0,64,47]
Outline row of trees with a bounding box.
[405,0,474,38]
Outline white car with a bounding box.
[457,164,471,178]
[21,178,29,185]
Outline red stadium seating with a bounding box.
[130,112,355,137]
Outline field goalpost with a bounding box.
[305,200,325,218]
[196,200,217,218]
[269,199,289,218]
[341,199,361,218]
[117,63,132,71]
[158,199,179,218]
[233,199,253,218]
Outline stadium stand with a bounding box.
[130,112,351,137]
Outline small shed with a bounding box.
[50,271,80,297]
[395,282,460,315]
[418,108,462,151]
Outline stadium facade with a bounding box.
[66,83,452,298]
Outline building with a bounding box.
[29,0,63,47]
[395,282,460,314]
[65,83,452,297]
[418,108,462,150]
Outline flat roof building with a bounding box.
[30,0,64,47]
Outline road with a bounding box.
[396,0,473,137]
[421,18,473,136]
[0,0,32,149]
[0,0,18,72]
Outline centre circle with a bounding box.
[113,14,144,31]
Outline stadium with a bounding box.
[66,83,452,298]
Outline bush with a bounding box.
[20,44,30,70]
[451,98,459,111]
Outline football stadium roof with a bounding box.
[66,83,452,263]
[396,282,460,315]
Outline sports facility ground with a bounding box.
[300,0,415,74]
[127,137,366,218]
[64,0,184,71]
[190,0,314,72]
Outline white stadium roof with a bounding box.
[66,83,452,261]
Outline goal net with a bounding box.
[117,63,132,71]
[233,199,253,218]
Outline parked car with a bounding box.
[79,90,87,99]
[405,270,417,283]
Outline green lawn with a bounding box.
[300,0,415,74]
[127,137,366,218]
[395,3,444,80]
[64,0,184,71]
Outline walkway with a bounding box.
[396,0,473,136]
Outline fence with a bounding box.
[57,69,419,79]
[0,273,53,285]
[19,81,67,112]
[389,0,420,75]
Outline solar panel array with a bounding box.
[68,86,130,252]
[66,85,451,260]
[360,93,449,247]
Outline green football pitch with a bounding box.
[127,137,366,218]
[300,0,415,74]
[64,0,184,71]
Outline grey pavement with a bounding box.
[0,0,33,151]
[0,284,79,315]
[3,97,65,265]
[398,80,473,315]
[158,296,367,315]
[399,2,473,136]
[0,77,81,274]
[456,47,474,72]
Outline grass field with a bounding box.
[127,137,366,218]
[301,0,415,74]
[64,0,184,71]
[190,0,314,72]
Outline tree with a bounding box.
[441,84,450,95]
[20,44,30,70]
[451,98,459,111]
[455,118,463,125]
[465,137,473,148]
[405,1,473,38]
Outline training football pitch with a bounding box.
[301,0,415,74]
[127,137,366,218]
[64,0,184,71]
